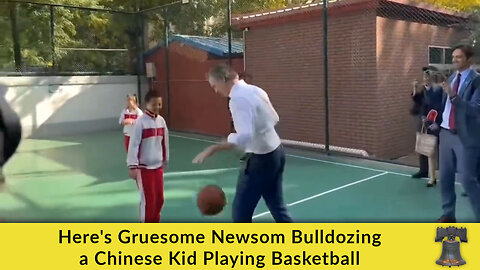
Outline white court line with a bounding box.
[173,134,464,218]
[171,134,463,187]
[288,155,465,186]
[164,168,238,177]
[286,154,410,177]
[170,134,412,177]
[252,172,389,219]
[171,134,217,144]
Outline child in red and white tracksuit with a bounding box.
[127,92,169,223]
[119,94,143,151]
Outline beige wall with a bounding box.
[1,76,148,138]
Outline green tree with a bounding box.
[419,0,480,60]
[0,0,310,73]
[0,3,14,70]
[3,0,136,72]
[420,0,480,11]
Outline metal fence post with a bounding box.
[323,0,330,154]
[136,4,144,104]
[50,5,56,72]
[9,2,22,71]
[227,0,232,65]
[164,7,171,124]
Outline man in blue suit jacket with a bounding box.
[438,44,480,223]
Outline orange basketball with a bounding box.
[197,185,227,216]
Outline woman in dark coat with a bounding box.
[411,68,444,187]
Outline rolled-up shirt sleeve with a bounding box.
[227,97,254,149]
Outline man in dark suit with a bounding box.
[438,44,480,223]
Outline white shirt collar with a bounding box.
[229,79,247,98]
[456,67,472,78]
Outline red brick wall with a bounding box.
[246,20,324,144]
[244,9,467,159]
[376,17,468,158]
[245,9,378,152]
[146,43,244,137]
[327,10,379,154]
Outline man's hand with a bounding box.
[193,147,214,164]
[129,168,139,180]
[428,123,440,132]
[442,81,456,98]
[412,79,419,96]
[192,141,236,164]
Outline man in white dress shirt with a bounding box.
[193,64,292,223]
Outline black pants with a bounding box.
[233,146,293,223]
[419,154,428,174]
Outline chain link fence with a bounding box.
[231,0,479,165]
[52,6,136,74]
[0,1,137,75]
[142,1,240,133]
[1,0,479,166]
[0,2,15,72]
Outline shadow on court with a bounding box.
[1,131,476,223]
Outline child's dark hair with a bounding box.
[144,91,161,103]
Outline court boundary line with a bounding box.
[171,134,413,177]
[252,172,388,219]
[171,133,463,219]
[164,168,238,177]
